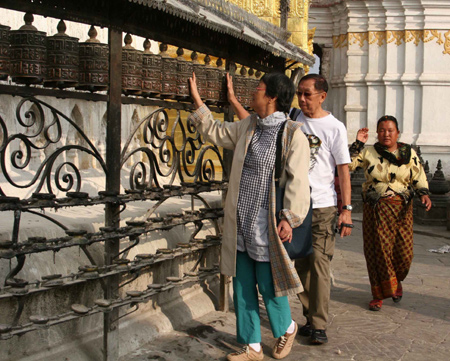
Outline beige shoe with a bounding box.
[272,322,298,359]
[227,345,264,361]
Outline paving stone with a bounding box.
[120,217,450,361]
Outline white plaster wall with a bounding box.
[310,0,450,176]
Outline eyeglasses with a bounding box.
[296,91,323,98]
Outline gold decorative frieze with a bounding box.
[348,32,368,47]
[333,30,450,54]
[386,31,405,46]
[443,31,450,55]
[368,31,386,46]
[332,34,348,48]
[405,30,423,46]
[424,30,444,45]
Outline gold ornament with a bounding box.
[386,30,405,46]
[424,30,444,45]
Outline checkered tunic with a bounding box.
[236,114,284,261]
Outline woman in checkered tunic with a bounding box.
[188,72,310,360]
[349,116,432,311]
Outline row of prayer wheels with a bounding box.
[0,13,263,107]
[0,13,108,91]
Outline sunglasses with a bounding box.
[296,91,323,98]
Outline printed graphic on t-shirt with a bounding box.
[305,133,321,172]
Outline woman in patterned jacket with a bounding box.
[349,115,432,311]
[188,72,310,360]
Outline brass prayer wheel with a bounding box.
[176,47,192,101]
[204,55,220,105]
[241,66,253,108]
[45,20,79,89]
[77,25,109,92]
[0,24,10,80]
[191,51,207,100]
[216,58,227,106]
[233,66,246,106]
[142,38,161,97]
[247,69,259,110]
[122,33,143,95]
[160,43,177,99]
[9,13,47,85]
[245,68,257,108]
[255,70,262,84]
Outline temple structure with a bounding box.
[309,0,450,173]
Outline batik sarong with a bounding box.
[362,195,413,300]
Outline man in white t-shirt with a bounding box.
[290,74,353,345]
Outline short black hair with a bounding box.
[260,72,295,113]
[377,115,399,131]
[299,74,329,93]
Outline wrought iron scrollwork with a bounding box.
[0,97,106,196]
[122,107,224,190]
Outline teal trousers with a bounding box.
[233,251,292,344]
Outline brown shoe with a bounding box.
[272,322,298,359]
[227,345,264,361]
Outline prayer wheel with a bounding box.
[176,47,192,101]
[242,67,253,108]
[246,68,257,108]
[122,33,143,95]
[233,66,246,106]
[0,24,10,80]
[160,43,177,99]
[77,26,109,92]
[141,38,161,97]
[216,58,227,106]
[9,13,47,85]
[45,20,79,89]
[204,55,220,105]
[191,51,207,100]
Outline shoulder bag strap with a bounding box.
[275,121,287,182]
[289,107,300,120]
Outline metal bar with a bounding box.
[0,241,221,301]
[103,28,122,361]
[122,96,224,113]
[0,83,226,113]
[0,84,108,102]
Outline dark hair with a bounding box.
[377,115,399,131]
[299,73,329,93]
[260,72,295,113]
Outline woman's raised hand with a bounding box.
[357,128,369,143]
[188,72,203,109]
[226,73,236,101]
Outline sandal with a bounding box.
[392,283,403,303]
[369,299,383,311]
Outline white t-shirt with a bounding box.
[293,110,350,209]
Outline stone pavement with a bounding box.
[122,215,450,361]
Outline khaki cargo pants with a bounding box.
[295,206,337,330]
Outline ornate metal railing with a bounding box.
[0,92,226,347]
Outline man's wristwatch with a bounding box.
[342,205,353,211]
